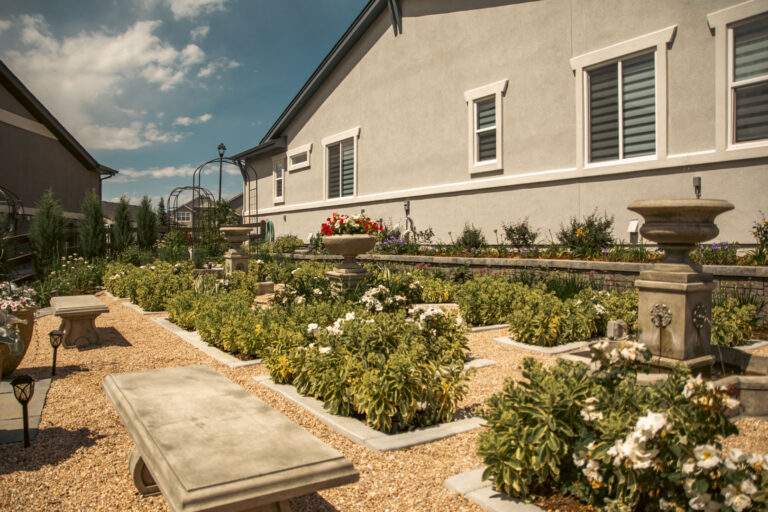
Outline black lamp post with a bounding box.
[49,329,64,377]
[10,374,35,448]
[217,142,226,201]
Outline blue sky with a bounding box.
[0,0,366,205]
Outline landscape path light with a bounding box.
[49,329,64,376]
[10,374,35,448]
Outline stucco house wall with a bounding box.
[241,0,768,244]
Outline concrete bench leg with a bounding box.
[61,315,100,348]
[129,449,160,496]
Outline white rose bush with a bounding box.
[478,340,768,511]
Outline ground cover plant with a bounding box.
[103,260,192,311]
[478,340,768,511]
[34,255,104,306]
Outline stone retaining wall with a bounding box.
[279,253,768,297]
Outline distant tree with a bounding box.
[78,191,106,259]
[157,197,167,227]
[29,190,65,276]
[111,196,133,253]
[136,196,157,250]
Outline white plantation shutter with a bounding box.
[475,97,496,162]
[622,52,656,157]
[327,144,340,198]
[589,64,620,162]
[733,15,768,143]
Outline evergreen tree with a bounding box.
[136,196,157,250]
[29,190,65,276]
[157,197,167,227]
[111,196,133,253]
[78,191,106,259]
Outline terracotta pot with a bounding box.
[0,308,37,377]
[322,234,377,273]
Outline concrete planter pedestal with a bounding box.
[323,234,376,289]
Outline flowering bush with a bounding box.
[35,255,104,306]
[263,306,469,433]
[692,242,739,266]
[104,260,192,311]
[272,262,334,306]
[711,297,757,347]
[557,211,615,258]
[478,341,768,511]
[0,281,37,312]
[193,290,265,355]
[320,212,383,236]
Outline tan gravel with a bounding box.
[0,300,764,512]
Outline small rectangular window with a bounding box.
[732,14,768,143]
[588,51,656,163]
[286,143,312,171]
[273,158,285,203]
[474,97,497,162]
[327,138,354,198]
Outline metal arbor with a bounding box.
[167,186,215,245]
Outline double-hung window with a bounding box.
[273,156,285,204]
[588,52,656,162]
[464,79,507,173]
[322,127,359,199]
[731,14,768,144]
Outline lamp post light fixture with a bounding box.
[10,374,35,448]
[49,329,64,377]
[217,142,226,201]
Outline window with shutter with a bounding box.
[327,138,354,198]
[475,97,496,162]
[273,157,285,203]
[732,14,768,143]
[588,51,655,163]
[464,79,507,173]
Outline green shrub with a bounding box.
[557,210,615,258]
[227,260,271,294]
[29,190,65,277]
[78,191,106,259]
[455,276,527,326]
[156,229,189,262]
[132,262,192,311]
[544,272,600,300]
[502,218,538,250]
[418,275,457,303]
[136,196,157,250]
[103,262,142,300]
[748,213,768,265]
[194,290,264,355]
[117,245,154,266]
[477,343,760,510]
[270,307,469,433]
[111,197,133,254]
[34,255,104,306]
[711,297,757,347]
[167,290,200,330]
[691,242,739,266]
[506,287,596,346]
[455,223,486,252]
[273,262,334,305]
[271,234,304,254]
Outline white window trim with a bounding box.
[286,142,313,172]
[570,25,677,169]
[272,154,285,205]
[322,126,360,200]
[707,0,768,152]
[464,79,507,174]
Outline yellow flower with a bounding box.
[575,227,586,237]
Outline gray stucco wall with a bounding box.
[243,0,768,243]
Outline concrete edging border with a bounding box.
[494,336,590,355]
[150,317,262,369]
[470,324,509,333]
[444,467,544,512]
[254,376,485,451]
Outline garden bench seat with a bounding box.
[103,365,358,512]
[50,294,109,347]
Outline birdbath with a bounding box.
[219,225,252,274]
[628,198,734,369]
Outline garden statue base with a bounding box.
[224,249,249,275]
[51,295,109,348]
[103,365,358,512]
[325,268,366,291]
[636,268,715,370]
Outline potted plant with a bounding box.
[320,213,383,277]
[0,282,38,377]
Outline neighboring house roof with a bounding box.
[233,0,396,159]
[0,59,116,177]
[100,201,142,221]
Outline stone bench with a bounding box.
[103,365,358,512]
[50,295,109,348]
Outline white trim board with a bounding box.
[246,144,768,217]
[0,107,56,140]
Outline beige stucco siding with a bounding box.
[244,0,768,243]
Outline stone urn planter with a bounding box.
[219,225,253,274]
[0,308,37,377]
[323,234,377,277]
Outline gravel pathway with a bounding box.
[0,300,764,512]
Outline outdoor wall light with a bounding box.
[49,329,64,377]
[693,176,702,199]
[10,374,35,448]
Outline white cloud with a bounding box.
[168,0,227,19]
[112,162,240,183]
[0,19,11,33]
[198,58,239,78]
[2,14,236,151]
[173,112,212,126]
[190,25,209,41]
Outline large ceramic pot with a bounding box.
[0,308,37,377]
[323,234,377,274]
[628,199,734,264]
